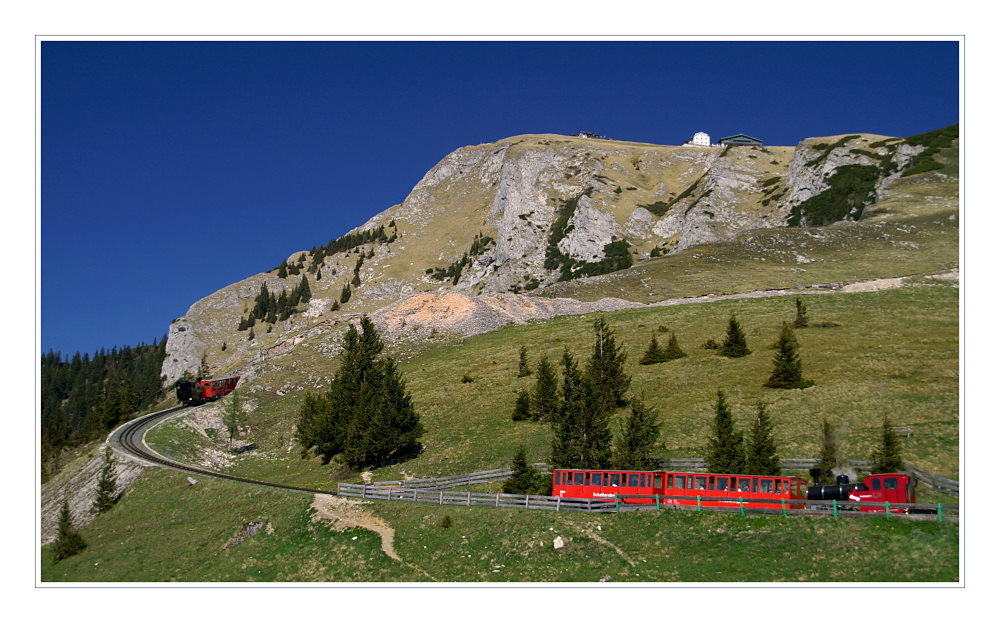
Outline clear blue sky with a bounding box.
[40,40,958,357]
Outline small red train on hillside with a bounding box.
[175,375,241,406]
[551,467,916,513]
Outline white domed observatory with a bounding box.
[687,131,711,147]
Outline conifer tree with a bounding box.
[794,297,810,328]
[91,444,118,514]
[517,345,531,377]
[663,332,687,360]
[298,275,312,304]
[295,316,422,469]
[52,500,86,561]
[340,284,352,304]
[612,396,660,470]
[869,416,905,474]
[502,445,547,495]
[705,390,745,474]
[512,388,533,421]
[587,318,630,411]
[331,301,340,312]
[531,355,560,422]
[744,402,781,476]
[277,262,288,278]
[551,350,612,469]
[639,335,668,365]
[222,392,247,451]
[764,323,814,389]
[816,418,839,485]
[719,315,752,358]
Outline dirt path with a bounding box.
[310,494,437,580]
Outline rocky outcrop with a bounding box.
[161,131,923,385]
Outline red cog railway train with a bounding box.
[175,375,241,406]
[551,468,916,513]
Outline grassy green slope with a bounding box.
[42,468,957,582]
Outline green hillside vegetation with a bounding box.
[41,467,957,582]
[46,282,959,580]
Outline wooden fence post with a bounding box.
[833,499,838,519]
[885,502,891,518]
[739,498,745,517]
[696,495,702,512]
[362,485,367,499]
[937,503,943,522]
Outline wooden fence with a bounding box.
[337,483,958,522]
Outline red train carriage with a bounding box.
[551,468,808,510]
[175,375,241,406]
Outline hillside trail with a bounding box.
[310,494,437,580]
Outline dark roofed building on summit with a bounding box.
[718,133,764,147]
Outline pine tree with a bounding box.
[744,403,781,476]
[277,262,288,278]
[816,418,839,485]
[222,392,247,451]
[298,275,312,304]
[612,396,660,470]
[719,315,752,358]
[91,444,117,514]
[531,355,559,422]
[869,416,906,474]
[295,316,422,469]
[639,335,668,365]
[512,388,533,421]
[52,500,86,561]
[705,390,745,474]
[587,318,630,411]
[794,297,810,328]
[340,284,352,304]
[551,350,612,469]
[502,445,547,495]
[663,332,687,360]
[764,323,814,389]
[517,345,531,377]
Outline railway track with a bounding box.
[110,406,337,497]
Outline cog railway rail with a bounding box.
[112,406,338,498]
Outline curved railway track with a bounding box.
[111,406,338,497]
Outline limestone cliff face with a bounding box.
[161,131,916,385]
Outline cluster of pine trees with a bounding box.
[305,224,395,274]
[294,316,423,470]
[40,340,167,481]
[237,277,313,331]
[704,391,782,476]
[426,232,494,285]
[510,319,660,479]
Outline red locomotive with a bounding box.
[552,467,916,513]
[175,375,241,406]
[806,470,916,513]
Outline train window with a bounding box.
[715,478,728,491]
[871,478,881,491]
[694,476,707,490]
[627,474,639,487]
[654,475,662,489]
[737,478,751,492]
[885,477,898,490]
[760,480,773,494]
[574,473,584,485]
[610,474,620,487]
[752,479,759,493]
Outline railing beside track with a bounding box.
[337,483,959,521]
